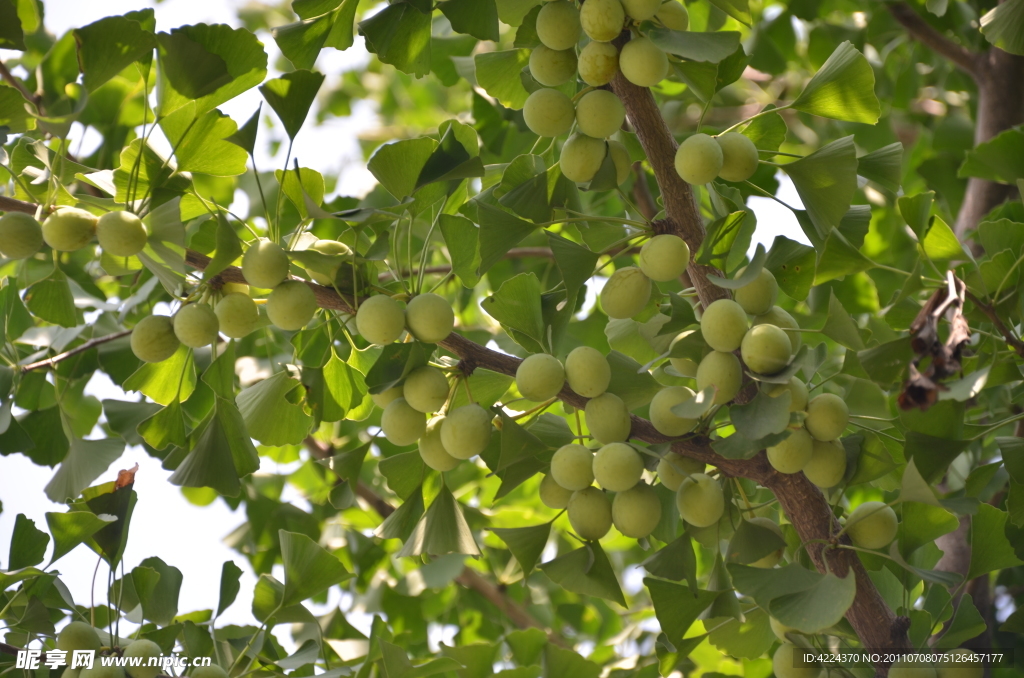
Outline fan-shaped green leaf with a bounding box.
[791,41,879,123]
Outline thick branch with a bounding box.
[888,3,978,76]
[0,195,41,215]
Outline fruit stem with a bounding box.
[461,374,475,404]
[510,397,558,421]
[571,86,596,102]
[720,103,792,136]
[732,478,756,518]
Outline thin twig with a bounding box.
[20,330,133,372]
[0,60,38,107]
[964,289,1024,358]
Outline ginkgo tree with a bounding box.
[1,0,1024,677]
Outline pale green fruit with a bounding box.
[584,392,631,444]
[222,282,249,295]
[734,267,778,315]
[575,89,625,139]
[600,266,651,319]
[529,45,578,86]
[695,350,742,404]
[769,616,799,641]
[560,133,607,182]
[804,438,846,488]
[191,668,228,678]
[403,366,449,413]
[131,315,180,363]
[846,501,898,550]
[767,428,813,474]
[753,306,802,355]
[267,280,317,331]
[406,293,454,343]
[381,397,426,446]
[551,443,595,491]
[676,473,724,527]
[516,353,565,401]
[936,650,983,678]
[768,377,809,412]
[581,0,625,41]
[740,324,792,375]
[57,621,101,652]
[42,207,97,252]
[567,486,613,539]
[97,211,147,257]
[649,386,699,436]
[536,0,582,50]
[174,303,220,348]
[657,455,703,491]
[715,132,760,182]
[371,385,403,409]
[593,442,644,492]
[214,293,259,339]
[419,416,460,471]
[440,404,493,459]
[608,139,631,185]
[578,41,619,86]
[356,295,405,345]
[805,393,849,441]
[675,133,724,185]
[669,357,698,378]
[619,37,669,87]
[889,660,937,678]
[124,639,162,678]
[747,516,784,568]
[639,234,690,282]
[700,299,748,352]
[242,239,289,289]
[773,642,819,678]
[565,346,611,397]
[0,212,44,258]
[657,0,688,30]
[81,666,126,678]
[524,88,576,137]
[612,481,662,538]
[540,473,574,509]
[622,0,661,21]
[306,239,351,285]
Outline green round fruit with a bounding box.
[131,315,180,363]
[612,481,662,538]
[536,0,582,50]
[734,267,778,315]
[669,357,698,378]
[740,323,792,375]
[191,667,228,678]
[440,404,493,459]
[551,443,595,491]
[753,306,802,355]
[700,298,748,352]
[524,88,576,137]
[715,132,759,183]
[657,455,704,491]
[57,621,101,652]
[769,616,799,641]
[241,239,289,289]
[676,473,724,527]
[619,37,669,87]
[97,211,147,257]
[419,416,460,471]
[0,212,44,258]
[575,89,625,139]
[267,280,317,331]
[889,660,937,678]
[600,266,651,319]
[81,666,125,678]
[767,428,813,474]
[567,486,613,539]
[657,0,688,30]
[381,397,426,447]
[773,642,819,678]
[565,346,611,397]
[540,473,574,509]
[222,282,249,295]
[747,516,784,568]
[649,386,699,436]
[622,0,661,21]
[804,393,849,441]
[356,295,405,345]
[306,239,351,285]
[560,133,607,182]
[42,207,97,252]
[124,639,162,678]
[846,501,898,550]
[675,133,724,185]
[695,350,742,404]
[581,0,625,41]
[406,293,454,343]
[607,139,631,185]
[174,303,220,348]
[214,293,259,339]
[371,385,403,409]
[639,234,690,282]
[936,650,982,678]
[584,392,632,444]
[803,438,846,488]
[593,442,644,492]
[516,353,565,402]
[768,377,809,412]
[529,45,578,87]
[578,41,619,86]
[403,366,449,413]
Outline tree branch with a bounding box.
[964,289,1024,357]
[0,194,42,215]
[19,330,133,372]
[888,3,979,76]
[0,60,37,108]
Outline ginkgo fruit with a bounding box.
[695,351,742,404]
[529,45,578,87]
[516,353,565,401]
[419,416,460,472]
[619,37,669,87]
[406,292,454,343]
[649,386,699,436]
[936,650,982,678]
[747,517,784,568]
[622,0,661,21]
[551,443,595,491]
[565,345,611,397]
[740,323,792,375]
[524,88,576,137]
[593,442,644,492]
[639,234,690,282]
[700,299,748,352]
[581,0,625,41]
[575,89,625,139]
[804,393,849,441]
[403,366,449,413]
[124,640,162,678]
[846,501,898,550]
[381,397,426,446]
[241,239,289,289]
[676,473,724,527]
[42,207,97,252]
[584,392,632,443]
[540,473,574,509]
[97,211,147,257]
[0,212,44,258]
[267,280,317,331]
[600,266,651,319]
[733,267,778,315]
[769,616,799,641]
[214,293,260,339]
[131,315,180,363]
[173,303,220,348]
[560,133,606,182]
[773,643,819,678]
[371,385,403,409]
[608,139,631,185]
[753,305,802,355]
[675,133,724,185]
[191,667,228,678]
[612,481,662,538]
[767,428,813,474]
[578,41,619,86]
[803,438,847,488]
[715,132,760,182]
[657,455,703,491]
[306,239,351,285]
[536,0,582,51]
[657,0,688,30]
[441,404,493,459]
[567,486,613,539]
[356,294,405,345]
[57,622,101,652]
[768,376,809,412]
